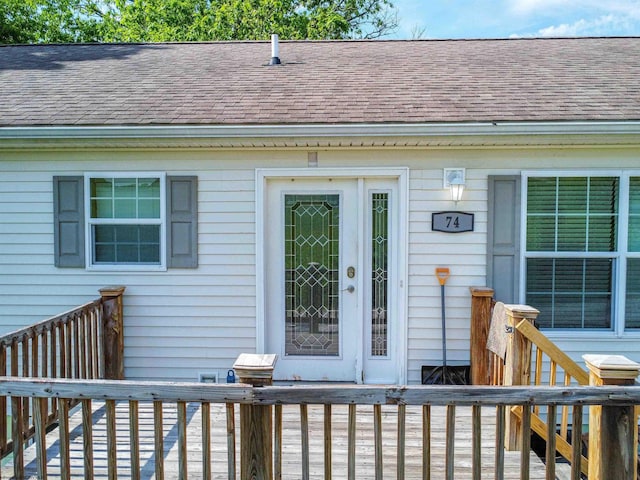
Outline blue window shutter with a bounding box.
[53,176,85,268]
[167,176,198,268]
[487,175,521,303]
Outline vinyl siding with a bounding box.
[0,152,262,381]
[1,146,639,383]
[406,169,487,382]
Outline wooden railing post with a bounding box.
[584,354,640,480]
[469,287,494,385]
[502,304,539,451]
[99,286,126,380]
[234,353,278,480]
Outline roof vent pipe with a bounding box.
[270,34,281,65]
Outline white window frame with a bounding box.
[84,172,167,271]
[521,170,640,338]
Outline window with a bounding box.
[87,174,164,267]
[627,177,640,328]
[524,173,639,331]
[53,174,197,270]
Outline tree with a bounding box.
[0,0,105,43]
[0,0,398,44]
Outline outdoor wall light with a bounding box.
[443,168,466,203]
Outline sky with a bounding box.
[391,0,640,39]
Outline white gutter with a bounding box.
[1,121,640,140]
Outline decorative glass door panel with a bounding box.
[285,194,340,356]
[265,177,400,383]
[370,193,389,357]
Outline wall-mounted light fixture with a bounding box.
[443,168,466,204]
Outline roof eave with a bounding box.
[1,121,640,149]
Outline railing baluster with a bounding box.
[178,401,187,480]
[545,404,557,480]
[348,404,356,480]
[274,404,282,480]
[50,325,58,420]
[202,402,211,480]
[96,305,105,379]
[80,311,87,379]
[11,396,23,480]
[445,405,455,480]
[560,372,570,443]
[73,315,80,379]
[106,399,117,480]
[422,405,431,480]
[324,404,332,480]
[154,400,164,480]
[374,404,383,480]
[534,348,543,415]
[93,306,100,378]
[472,405,481,480]
[31,330,38,378]
[397,404,406,480]
[495,404,505,480]
[549,360,557,386]
[570,405,582,480]
[58,320,66,378]
[34,397,47,479]
[300,404,309,480]
[22,335,30,438]
[41,328,50,422]
[129,400,140,480]
[65,319,72,378]
[86,310,94,379]
[82,399,94,480]
[520,405,531,480]
[59,399,71,480]
[226,402,236,480]
[43,327,50,378]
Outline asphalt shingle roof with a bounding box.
[1,37,639,127]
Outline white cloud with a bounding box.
[529,14,638,37]
[509,0,640,18]
[509,0,575,16]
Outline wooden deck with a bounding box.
[4,401,548,479]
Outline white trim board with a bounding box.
[2,121,640,149]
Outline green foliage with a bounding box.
[0,0,397,44]
[0,0,38,43]
[0,0,105,43]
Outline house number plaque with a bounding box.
[432,211,474,233]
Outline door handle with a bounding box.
[342,285,355,293]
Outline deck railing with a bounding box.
[0,378,639,480]
[0,287,125,462]
[470,288,640,480]
[512,318,590,477]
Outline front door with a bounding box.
[264,176,400,383]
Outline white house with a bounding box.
[1,37,639,384]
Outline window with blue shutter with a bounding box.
[53,174,197,270]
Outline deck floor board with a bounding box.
[4,402,549,479]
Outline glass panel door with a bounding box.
[264,176,401,383]
[266,179,359,382]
